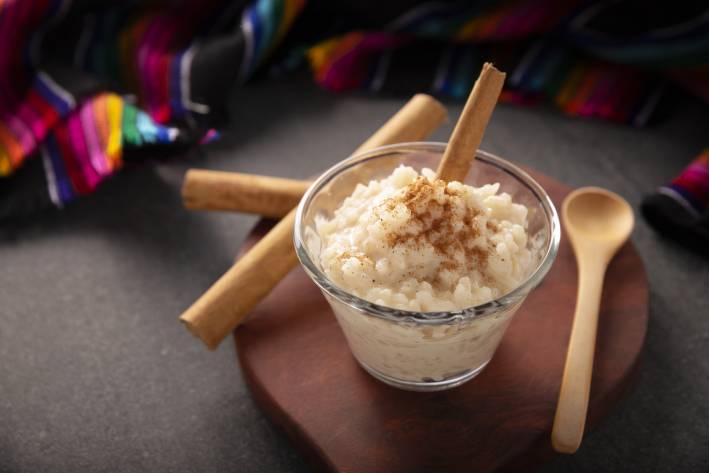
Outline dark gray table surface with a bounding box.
[2,74,708,473]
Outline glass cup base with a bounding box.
[356,357,491,392]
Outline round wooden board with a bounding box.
[234,168,648,473]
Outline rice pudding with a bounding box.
[313,165,536,384]
[316,165,533,310]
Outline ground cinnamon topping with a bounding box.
[382,177,490,274]
[337,251,371,264]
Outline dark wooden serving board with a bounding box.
[233,169,648,473]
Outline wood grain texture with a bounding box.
[234,169,648,473]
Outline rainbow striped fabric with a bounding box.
[0,0,305,219]
[1,0,708,222]
[642,150,709,256]
[306,0,707,126]
[664,151,709,216]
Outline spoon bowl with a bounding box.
[552,187,634,454]
[563,188,634,253]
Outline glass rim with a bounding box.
[294,142,561,325]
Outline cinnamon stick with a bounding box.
[437,63,506,182]
[180,93,447,349]
[182,208,299,348]
[182,170,311,218]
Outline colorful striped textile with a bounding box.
[0,0,304,219]
[39,93,182,207]
[642,150,709,256]
[1,0,709,223]
[306,0,708,126]
[664,150,709,216]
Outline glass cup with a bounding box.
[294,143,560,391]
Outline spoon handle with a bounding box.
[551,256,607,453]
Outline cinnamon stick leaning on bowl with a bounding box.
[437,62,506,181]
[180,94,448,349]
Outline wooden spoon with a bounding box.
[552,187,635,454]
